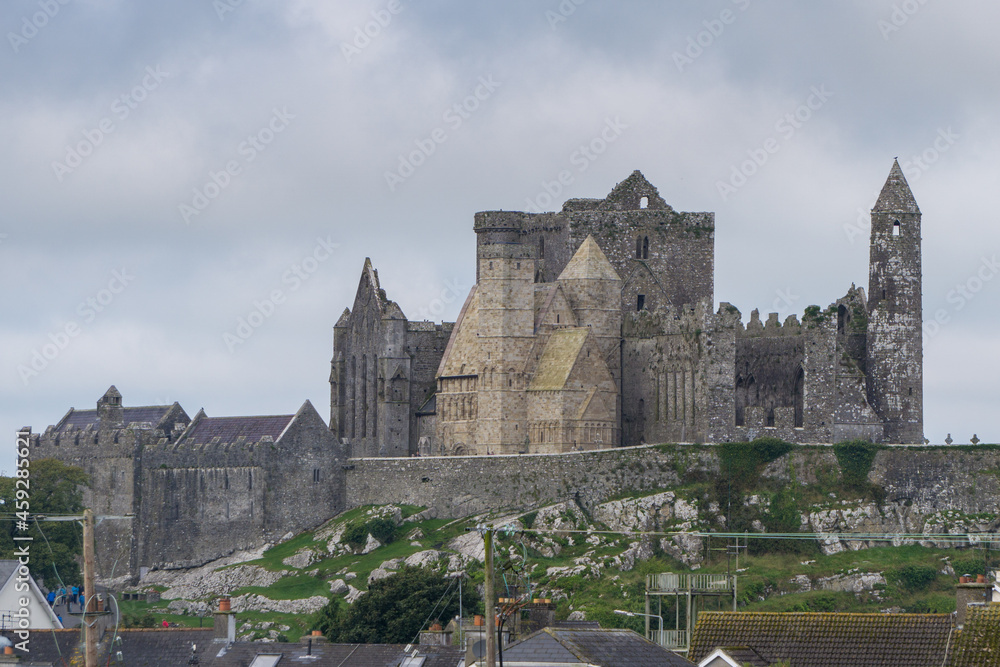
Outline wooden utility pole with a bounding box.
[83,508,97,667]
[484,528,496,667]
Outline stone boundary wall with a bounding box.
[345,444,1000,520]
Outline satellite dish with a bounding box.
[472,640,486,658]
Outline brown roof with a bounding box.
[689,611,954,667]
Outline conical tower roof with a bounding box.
[557,235,620,282]
[873,159,920,214]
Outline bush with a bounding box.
[890,564,937,590]
[343,517,398,549]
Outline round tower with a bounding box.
[866,160,923,444]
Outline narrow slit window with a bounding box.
[892,220,900,237]
[637,294,645,311]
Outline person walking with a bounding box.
[47,590,56,607]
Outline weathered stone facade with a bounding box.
[335,163,924,453]
[22,387,344,580]
[329,259,453,457]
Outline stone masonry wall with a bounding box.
[345,445,1000,530]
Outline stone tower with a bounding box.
[866,160,923,443]
[474,211,536,453]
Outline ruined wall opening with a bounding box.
[636,294,645,311]
[794,367,804,427]
[640,196,648,209]
[642,236,649,259]
[837,304,848,335]
[892,220,900,237]
[350,356,357,438]
[361,354,368,438]
[635,237,642,259]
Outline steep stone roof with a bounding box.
[949,605,1000,666]
[689,611,954,666]
[502,627,694,666]
[178,414,294,445]
[558,235,621,282]
[873,159,920,214]
[528,328,590,391]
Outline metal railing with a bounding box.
[649,629,689,651]
[646,572,734,592]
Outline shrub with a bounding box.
[833,440,881,491]
[342,516,398,549]
[890,564,937,590]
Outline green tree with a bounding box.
[316,566,480,644]
[0,458,89,588]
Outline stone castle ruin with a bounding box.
[332,162,923,455]
[21,160,924,579]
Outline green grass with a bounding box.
[230,573,329,600]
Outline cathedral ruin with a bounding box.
[331,162,924,455]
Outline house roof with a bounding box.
[500,627,694,666]
[178,414,294,445]
[689,611,955,667]
[12,627,215,667]
[528,328,589,391]
[210,640,464,666]
[949,605,1000,667]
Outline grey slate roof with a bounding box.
[55,406,174,432]
[500,628,694,666]
[12,627,215,667]
[209,640,464,666]
[178,414,294,445]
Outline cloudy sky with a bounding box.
[3,0,998,470]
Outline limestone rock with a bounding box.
[229,593,328,614]
[404,550,446,568]
[361,534,382,554]
[282,549,315,569]
[329,579,348,595]
[368,568,394,585]
[345,585,365,604]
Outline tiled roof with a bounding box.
[949,605,1000,667]
[179,415,294,445]
[502,627,694,666]
[690,611,954,667]
[56,406,173,432]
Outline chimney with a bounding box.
[956,579,989,627]
[213,598,236,643]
